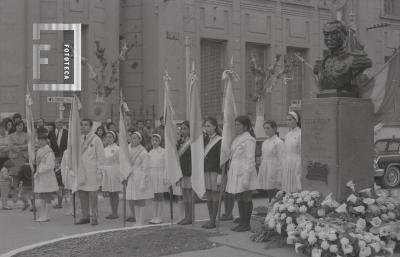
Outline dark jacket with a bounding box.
[49,128,68,158]
[204,135,222,174]
[178,143,191,177]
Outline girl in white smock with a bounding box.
[122,131,152,225]
[148,134,168,224]
[258,120,284,201]
[34,134,59,222]
[102,131,122,219]
[281,111,302,193]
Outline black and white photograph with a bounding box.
[0,0,400,256]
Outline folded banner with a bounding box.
[68,95,83,193]
[220,58,238,167]
[188,67,205,198]
[360,49,400,124]
[25,85,35,171]
[119,95,132,180]
[163,71,183,186]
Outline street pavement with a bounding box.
[0,194,268,255]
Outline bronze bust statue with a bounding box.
[314,20,372,97]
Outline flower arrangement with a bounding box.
[251,182,400,257]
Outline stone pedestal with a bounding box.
[301,97,374,202]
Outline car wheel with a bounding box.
[383,165,400,188]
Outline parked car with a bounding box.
[374,138,400,188]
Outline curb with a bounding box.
[1,218,211,257]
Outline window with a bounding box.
[285,48,307,112]
[384,0,400,16]
[245,43,268,120]
[200,39,226,121]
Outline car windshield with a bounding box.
[374,140,400,154]
[374,141,388,153]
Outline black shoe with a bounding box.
[126,216,136,222]
[91,219,98,226]
[53,204,62,209]
[233,217,240,223]
[75,218,90,225]
[219,214,234,221]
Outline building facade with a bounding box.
[0,0,399,126]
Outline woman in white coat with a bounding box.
[102,131,122,219]
[226,115,259,232]
[122,131,152,225]
[34,134,59,222]
[258,120,284,202]
[282,111,302,193]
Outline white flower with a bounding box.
[299,205,308,213]
[328,233,337,241]
[296,198,303,204]
[296,215,306,225]
[347,194,357,204]
[376,197,385,205]
[276,222,282,234]
[379,205,388,212]
[280,213,287,220]
[295,243,304,253]
[368,204,381,215]
[310,191,320,198]
[346,180,356,192]
[363,234,372,243]
[278,205,286,212]
[288,205,296,212]
[358,240,367,248]
[388,211,396,220]
[317,208,326,217]
[354,205,366,214]
[356,218,367,231]
[381,213,389,221]
[369,242,381,253]
[301,230,309,239]
[342,244,353,254]
[340,237,350,245]
[274,213,280,219]
[317,231,328,240]
[308,235,317,245]
[329,244,338,253]
[314,225,322,233]
[359,246,372,257]
[268,219,276,229]
[387,203,395,211]
[335,203,347,213]
[272,203,279,212]
[363,198,375,205]
[287,223,296,233]
[321,240,330,250]
[286,216,293,224]
[312,248,322,257]
[304,195,312,202]
[307,200,315,208]
[288,198,295,204]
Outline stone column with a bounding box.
[301,97,374,201]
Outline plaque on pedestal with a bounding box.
[301,97,374,201]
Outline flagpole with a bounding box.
[120,88,127,227]
[169,186,173,225]
[216,163,227,233]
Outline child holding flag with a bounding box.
[34,133,59,222]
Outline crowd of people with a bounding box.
[0,110,302,232]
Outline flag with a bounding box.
[119,91,131,180]
[25,84,35,171]
[163,71,183,186]
[360,49,400,124]
[68,95,83,193]
[188,66,205,197]
[220,58,238,167]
